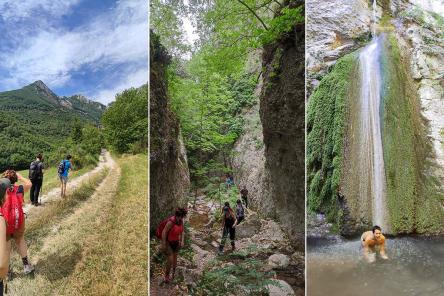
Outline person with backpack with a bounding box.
[58,155,72,198]
[240,186,248,208]
[235,199,245,225]
[28,153,44,206]
[218,202,238,254]
[0,178,12,295]
[156,208,188,283]
[1,170,34,275]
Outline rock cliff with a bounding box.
[149,33,190,232]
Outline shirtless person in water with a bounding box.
[361,225,388,263]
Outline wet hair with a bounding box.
[372,225,381,233]
[2,170,17,184]
[36,153,43,160]
[66,155,72,160]
[0,178,11,205]
[175,207,188,217]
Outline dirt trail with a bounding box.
[23,149,111,216]
[7,151,120,295]
[151,196,304,296]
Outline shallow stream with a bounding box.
[307,236,444,296]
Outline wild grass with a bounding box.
[60,154,148,295]
[25,168,108,244]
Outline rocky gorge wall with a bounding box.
[149,34,190,232]
[260,20,305,248]
[232,9,305,248]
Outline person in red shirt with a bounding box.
[161,208,187,283]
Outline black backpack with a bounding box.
[29,161,43,180]
[57,160,65,175]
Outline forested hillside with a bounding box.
[0,80,105,170]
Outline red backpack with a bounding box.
[1,185,25,235]
[155,216,176,239]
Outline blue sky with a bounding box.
[0,0,147,104]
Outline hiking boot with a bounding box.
[24,264,34,275]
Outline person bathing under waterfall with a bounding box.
[361,225,388,263]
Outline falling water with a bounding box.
[357,0,388,231]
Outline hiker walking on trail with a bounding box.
[58,155,72,198]
[235,199,245,225]
[29,153,44,206]
[158,208,188,283]
[0,179,12,295]
[240,186,248,208]
[1,170,34,275]
[218,202,238,254]
[225,174,234,189]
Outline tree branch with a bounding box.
[235,0,269,30]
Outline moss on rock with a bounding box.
[307,53,357,221]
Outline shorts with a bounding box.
[59,175,68,183]
[168,241,180,253]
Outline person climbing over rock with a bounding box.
[159,208,187,283]
[1,170,34,275]
[218,202,238,254]
[361,225,388,263]
[0,179,11,295]
[240,186,248,208]
[28,153,44,206]
[235,199,245,225]
[58,155,73,198]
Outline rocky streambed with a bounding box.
[151,196,304,295]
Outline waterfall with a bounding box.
[358,29,388,231]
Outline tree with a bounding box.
[101,86,148,154]
[71,118,83,142]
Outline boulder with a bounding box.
[267,280,295,296]
[267,254,290,269]
[236,214,261,238]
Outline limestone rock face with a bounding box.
[232,99,273,217]
[259,21,305,249]
[306,0,373,95]
[233,7,305,248]
[149,33,190,232]
[391,1,444,193]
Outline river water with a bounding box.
[307,237,444,296]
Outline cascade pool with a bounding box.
[307,236,444,296]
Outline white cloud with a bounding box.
[90,67,147,104]
[0,0,148,101]
[0,0,81,21]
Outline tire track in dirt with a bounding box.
[7,151,120,295]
